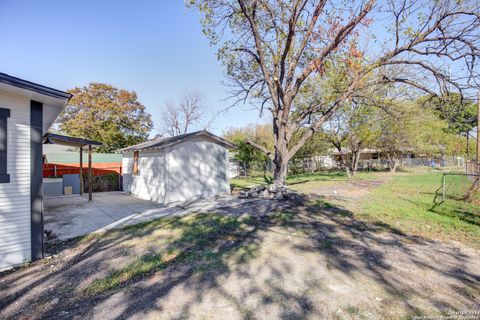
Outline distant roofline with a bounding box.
[0,72,72,101]
[118,130,235,152]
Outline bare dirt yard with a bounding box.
[1,177,479,319]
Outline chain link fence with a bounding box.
[230,156,465,178]
[435,172,480,204]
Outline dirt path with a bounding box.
[1,196,479,319]
[306,176,388,208]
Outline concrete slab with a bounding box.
[44,192,262,240]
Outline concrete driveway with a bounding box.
[44,192,250,240]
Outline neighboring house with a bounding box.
[0,73,71,270]
[119,130,234,203]
[330,148,382,162]
[227,152,240,178]
[228,158,240,178]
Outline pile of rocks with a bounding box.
[238,185,301,201]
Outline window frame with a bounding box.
[133,150,139,175]
[0,107,10,183]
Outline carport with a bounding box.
[43,132,102,201]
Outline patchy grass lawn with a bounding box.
[1,171,479,319]
[287,171,382,194]
[276,170,480,248]
[231,171,379,192]
[357,173,480,247]
[84,213,258,295]
[232,170,480,247]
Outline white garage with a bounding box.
[119,130,234,203]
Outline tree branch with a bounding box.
[246,140,274,160]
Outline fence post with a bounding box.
[118,164,121,191]
[442,173,446,202]
[54,165,57,177]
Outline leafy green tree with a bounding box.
[56,83,153,152]
[224,124,274,175]
[422,93,477,136]
[346,105,381,175]
[376,103,449,172]
[421,93,477,159]
[189,0,479,189]
[323,102,380,176]
[289,131,329,174]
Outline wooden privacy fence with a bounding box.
[43,162,123,192]
[43,162,122,178]
[82,174,122,193]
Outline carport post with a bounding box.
[88,144,92,201]
[79,146,83,195]
[118,163,121,191]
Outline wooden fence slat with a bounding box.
[43,162,122,178]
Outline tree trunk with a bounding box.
[333,144,351,178]
[350,149,361,176]
[272,151,288,190]
[388,155,398,172]
[466,133,470,160]
[270,116,291,190]
[464,176,480,202]
[340,154,352,178]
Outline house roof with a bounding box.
[118,130,235,152]
[0,72,72,100]
[329,148,379,155]
[0,73,72,134]
[43,132,103,148]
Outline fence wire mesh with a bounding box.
[230,156,465,178]
[436,172,480,204]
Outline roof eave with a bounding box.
[117,131,235,153]
[43,132,103,147]
[0,73,72,101]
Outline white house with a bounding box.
[0,73,71,270]
[119,131,235,203]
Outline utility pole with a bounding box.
[477,91,480,163]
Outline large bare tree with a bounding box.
[189,0,480,189]
[160,90,207,136]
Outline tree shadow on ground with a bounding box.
[0,196,479,319]
[415,190,480,227]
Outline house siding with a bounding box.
[0,92,31,270]
[165,137,229,203]
[122,136,229,204]
[123,149,166,203]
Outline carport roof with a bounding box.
[117,130,235,152]
[43,132,102,148]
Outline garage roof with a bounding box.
[118,130,235,152]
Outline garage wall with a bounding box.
[122,136,230,204]
[122,149,166,203]
[0,92,31,270]
[165,137,229,203]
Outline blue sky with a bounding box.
[0,1,267,135]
